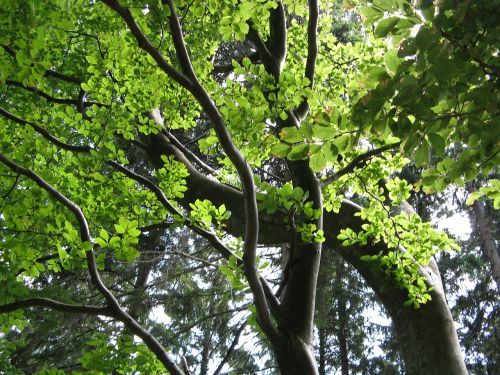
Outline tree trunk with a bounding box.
[146,133,467,374]
[335,261,349,375]
[466,183,500,292]
[271,160,322,374]
[273,333,320,375]
[324,201,468,375]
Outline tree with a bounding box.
[0,0,498,374]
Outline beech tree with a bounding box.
[0,0,498,374]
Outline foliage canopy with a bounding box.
[0,0,498,374]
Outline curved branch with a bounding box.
[267,2,287,68]
[5,80,79,105]
[247,25,280,80]
[107,160,238,261]
[0,107,91,153]
[5,80,106,109]
[44,70,84,84]
[0,297,114,316]
[162,129,219,178]
[162,0,196,79]
[0,153,91,239]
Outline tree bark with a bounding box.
[466,183,500,293]
[272,334,320,375]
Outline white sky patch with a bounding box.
[149,305,172,325]
[436,212,472,240]
[432,187,472,241]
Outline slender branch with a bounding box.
[0,107,91,153]
[5,80,106,109]
[321,142,400,188]
[294,0,319,121]
[44,70,84,84]
[163,129,218,177]
[171,249,220,268]
[167,307,246,343]
[162,128,240,190]
[255,165,288,183]
[212,323,247,375]
[2,173,20,198]
[0,297,114,316]
[100,0,192,89]
[107,160,238,261]
[181,356,193,375]
[0,44,15,57]
[0,153,91,239]
[5,80,79,105]
[15,253,61,276]
[107,160,181,215]
[161,0,196,79]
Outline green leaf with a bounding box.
[280,127,303,143]
[312,125,336,140]
[414,140,430,166]
[430,60,458,82]
[427,133,445,156]
[374,17,400,38]
[287,144,310,160]
[415,27,435,51]
[309,149,327,171]
[358,6,382,20]
[114,223,126,234]
[86,55,98,64]
[81,241,94,251]
[57,246,68,260]
[384,50,401,76]
[271,143,291,158]
[15,50,30,66]
[323,141,339,160]
[331,135,350,153]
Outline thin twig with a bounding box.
[321,142,400,188]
